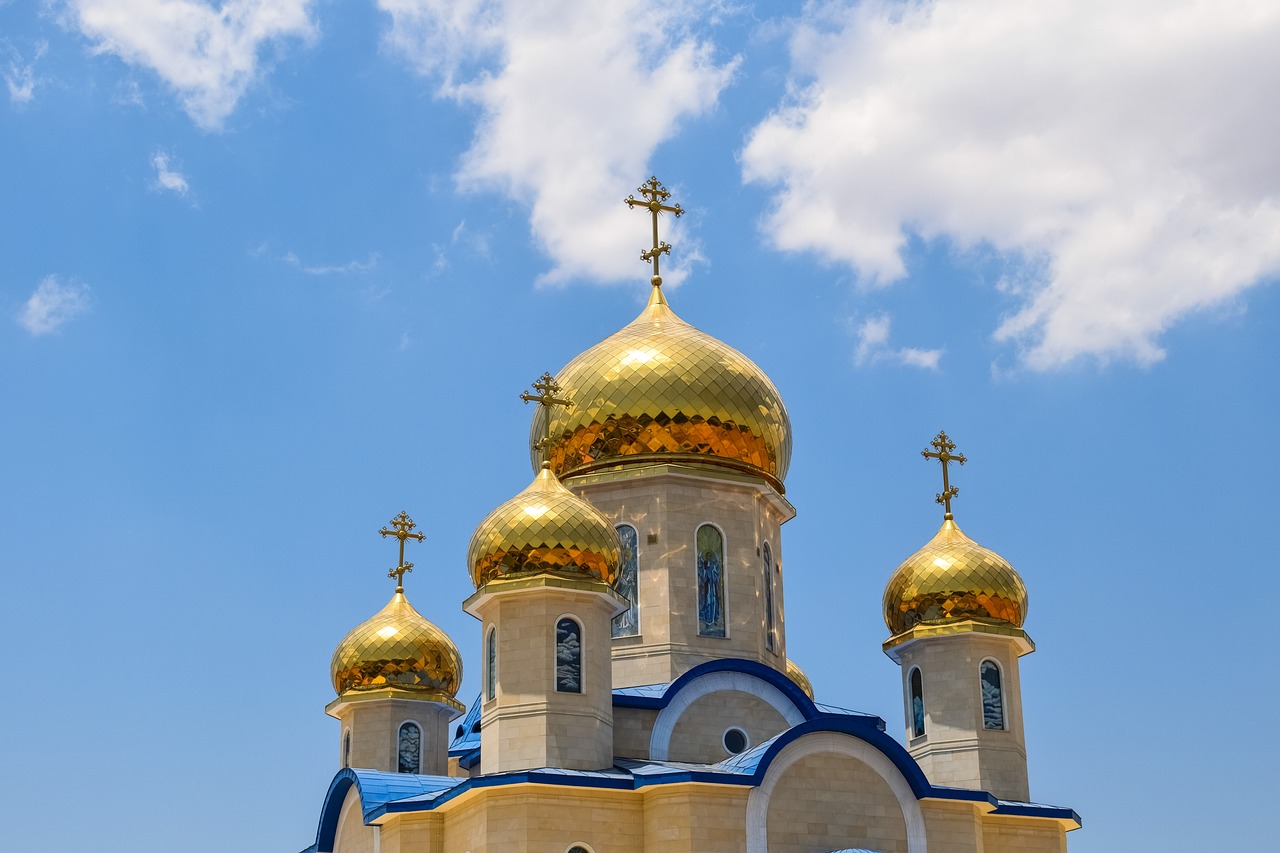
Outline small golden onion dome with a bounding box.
[883,517,1028,636]
[331,590,463,700]
[531,285,792,489]
[785,658,815,701]
[467,463,622,588]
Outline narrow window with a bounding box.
[555,618,583,693]
[910,668,925,737]
[981,660,1005,730]
[343,730,351,769]
[696,524,726,637]
[486,626,497,701]
[612,524,640,638]
[397,722,421,774]
[763,542,776,651]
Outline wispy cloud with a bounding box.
[69,0,317,130]
[151,152,189,196]
[743,0,1280,369]
[852,314,941,370]
[3,39,46,104]
[18,275,92,335]
[283,250,379,275]
[378,0,737,286]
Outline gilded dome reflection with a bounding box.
[883,518,1028,636]
[531,285,792,489]
[467,463,622,588]
[331,591,463,700]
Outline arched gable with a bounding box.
[746,731,927,853]
[646,660,818,760]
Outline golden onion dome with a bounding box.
[785,658,815,701]
[467,462,622,588]
[883,517,1028,636]
[331,590,463,701]
[531,284,792,489]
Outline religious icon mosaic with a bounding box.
[612,524,640,638]
[697,524,726,637]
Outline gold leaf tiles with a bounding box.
[531,285,792,489]
[883,518,1028,635]
[467,464,622,588]
[331,591,463,700]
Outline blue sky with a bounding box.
[1,2,1277,851]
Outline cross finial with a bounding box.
[921,431,968,519]
[625,176,684,287]
[521,372,573,455]
[379,511,425,593]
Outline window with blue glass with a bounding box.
[910,668,925,738]
[397,722,421,773]
[555,618,583,693]
[696,524,726,637]
[980,660,1005,730]
[612,524,640,638]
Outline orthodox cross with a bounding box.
[379,511,425,592]
[921,431,967,518]
[625,176,684,287]
[520,372,573,455]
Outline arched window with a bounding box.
[763,542,776,651]
[566,846,593,853]
[342,730,351,769]
[612,524,640,638]
[486,626,497,701]
[980,660,1005,730]
[555,618,583,693]
[397,722,421,774]
[910,668,925,738]
[696,524,726,637]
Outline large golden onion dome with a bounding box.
[530,284,792,490]
[468,463,622,588]
[883,517,1028,637]
[331,590,463,703]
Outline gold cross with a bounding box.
[625,176,684,287]
[521,372,573,455]
[921,431,967,518]
[379,511,425,592]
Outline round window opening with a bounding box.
[723,727,749,755]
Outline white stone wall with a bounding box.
[567,464,794,688]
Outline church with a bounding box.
[298,178,1081,853]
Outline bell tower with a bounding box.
[327,513,464,776]
[463,381,629,774]
[882,433,1033,802]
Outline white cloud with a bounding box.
[18,275,92,335]
[69,0,317,129]
[852,313,941,370]
[378,0,737,286]
[4,40,47,104]
[283,250,379,275]
[151,152,189,195]
[742,0,1280,369]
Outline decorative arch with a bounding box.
[613,523,640,637]
[980,658,1005,730]
[762,542,776,651]
[745,731,927,853]
[397,721,421,774]
[909,667,925,738]
[555,616,583,693]
[486,625,497,701]
[649,670,806,760]
[696,523,726,637]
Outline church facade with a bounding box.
[299,179,1080,853]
